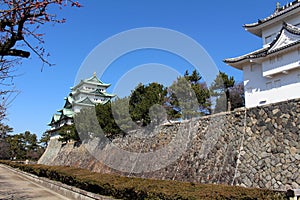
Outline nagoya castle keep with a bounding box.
[224,0,300,108]
[48,73,115,137]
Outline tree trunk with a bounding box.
[225,89,231,112]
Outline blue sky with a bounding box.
[5,0,290,138]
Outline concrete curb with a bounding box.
[0,164,116,200]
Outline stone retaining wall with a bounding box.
[235,100,300,189]
[39,98,300,190]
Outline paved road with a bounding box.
[0,164,71,200]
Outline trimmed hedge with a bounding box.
[0,161,285,200]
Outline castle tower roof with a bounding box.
[48,113,61,126]
[74,96,95,107]
[224,23,300,70]
[48,73,115,129]
[90,88,116,97]
[244,0,300,37]
[71,73,111,91]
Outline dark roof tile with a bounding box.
[224,23,300,64]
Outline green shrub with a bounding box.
[0,160,285,200]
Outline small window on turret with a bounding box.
[277,55,283,61]
[269,57,276,64]
[247,87,253,93]
[274,79,281,88]
[266,81,273,89]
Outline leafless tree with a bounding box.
[0,0,81,126]
[0,0,81,61]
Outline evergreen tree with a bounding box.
[185,69,201,84]
[5,131,41,160]
[168,70,211,118]
[210,72,235,112]
[168,76,199,119]
[214,83,245,113]
[24,131,38,151]
[229,82,245,110]
[6,134,25,159]
[96,102,125,138]
[39,132,50,147]
[0,125,12,159]
[0,124,13,138]
[211,72,245,112]
[129,83,167,126]
[58,124,80,143]
[111,97,136,133]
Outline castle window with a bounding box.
[247,87,253,93]
[259,100,267,105]
[274,79,281,88]
[266,81,273,89]
[277,55,283,61]
[250,65,253,72]
[269,57,276,64]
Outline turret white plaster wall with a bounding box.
[244,61,300,107]
[262,14,300,45]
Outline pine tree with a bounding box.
[210,72,235,112]
[129,83,167,126]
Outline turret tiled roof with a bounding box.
[48,113,61,126]
[244,1,300,28]
[224,23,300,67]
[85,73,104,84]
[63,95,74,109]
[71,73,111,90]
[244,1,300,37]
[58,108,74,118]
[74,96,94,106]
[90,88,116,97]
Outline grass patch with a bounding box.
[0,160,285,200]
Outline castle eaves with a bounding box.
[244,1,300,37]
[224,23,300,68]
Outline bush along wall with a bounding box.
[0,161,286,200]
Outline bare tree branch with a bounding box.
[0,48,30,57]
[0,0,81,125]
[23,39,52,65]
